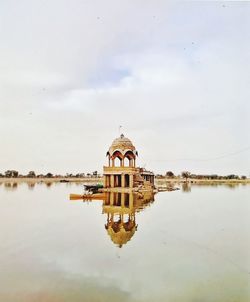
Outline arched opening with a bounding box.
[124,151,135,167]
[114,157,121,167]
[112,151,123,167]
[124,157,130,167]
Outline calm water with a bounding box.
[0,182,249,302]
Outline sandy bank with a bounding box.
[156,178,250,185]
[0,177,249,185]
[0,177,102,184]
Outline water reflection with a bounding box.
[27,182,36,190]
[3,182,18,191]
[0,182,249,301]
[104,192,154,247]
[80,191,155,248]
[182,182,191,193]
[181,182,246,192]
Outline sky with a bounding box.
[0,0,249,176]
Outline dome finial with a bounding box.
[120,133,124,138]
[118,125,123,135]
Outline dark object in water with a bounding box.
[60,179,70,183]
[158,187,180,192]
[84,183,103,193]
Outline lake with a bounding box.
[0,181,249,302]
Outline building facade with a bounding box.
[103,134,154,190]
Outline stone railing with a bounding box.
[103,166,137,173]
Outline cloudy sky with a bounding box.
[0,1,249,176]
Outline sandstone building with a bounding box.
[103,134,154,191]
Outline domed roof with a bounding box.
[108,134,137,156]
[106,224,137,248]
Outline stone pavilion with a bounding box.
[103,134,154,191]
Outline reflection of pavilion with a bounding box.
[103,191,154,248]
[70,133,156,246]
[75,191,155,247]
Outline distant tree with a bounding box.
[241,175,247,180]
[12,170,18,177]
[5,170,18,178]
[181,171,191,182]
[166,171,174,178]
[5,170,11,177]
[27,171,36,178]
[92,171,98,177]
[155,174,164,179]
[227,174,239,180]
[46,173,53,178]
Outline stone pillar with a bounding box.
[106,176,110,188]
[112,159,115,167]
[111,175,115,188]
[121,174,125,188]
[103,175,106,188]
[121,158,124,167]
[129,174,133,188]
[129,192,133,209]
[121,193,125,207]
[110,192,114,205]
[108,158,111,167]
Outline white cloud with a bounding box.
[0,1,249,175]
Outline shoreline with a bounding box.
[0,177,102,184]
[156,178,250,185]
[0,177,249,185]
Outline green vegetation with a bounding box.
[0,170,102,178]
[181,171,191,181]
[155,171,249,181]
[166,171,174,178]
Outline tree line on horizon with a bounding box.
[0,170,101,178]
[0,170,247,180]
[157,171,247,180]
